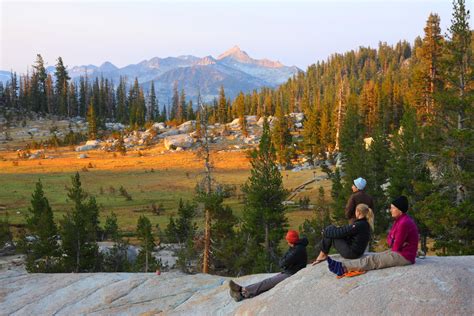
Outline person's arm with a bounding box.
[324,223,359,239]
[345,195,356,220]
[391,221,409,252]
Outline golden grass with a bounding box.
[0,143,333,236]
[0,144,250,174]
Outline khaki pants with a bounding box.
[343,250,411,272]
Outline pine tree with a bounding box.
[61,172,100,272]
[87,102,98,140]
[339,104,368,196]
[165,199,197,244]
[149,81,157,121]
[186,100,195,120]
[300,186,331,257]
[32,54,47,113]
[69,82,78,117]
[24,180,60,272]
[365,124,391,234]
[302,107,320,165]
[171,81,179,121]
[412,13,444,123]
[54,57,70,117]
[272,103,292,167]
[242,118,288,272]
[0,214,12,247]
[177,89,186,123]
[436,0,473,207]
[135,215,159,272]
[116,77,128,124]
[386,108,432,252]
[217,86,227,123]
[79,76,88,117]
[103,211,119,241]
[421,0,474,255]
[234,92,248,136]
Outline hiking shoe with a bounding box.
[229,288,244,302]
[229,280,242,292]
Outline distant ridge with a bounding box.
[1,46,300,102]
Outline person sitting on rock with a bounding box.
[345,177,374,224]
[228,230,308,302]
[327,196,419,277]
[312,203,374,265]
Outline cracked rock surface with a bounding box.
[1,256,473,315]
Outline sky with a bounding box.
[0,0,464,73]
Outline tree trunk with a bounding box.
[264,223,269,257]
[203,209,211,274]
[145,235,149,272]
[335,75,345,152]
[76,235,80,273]
[201,100,212,274]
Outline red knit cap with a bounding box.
[286,230,299,244]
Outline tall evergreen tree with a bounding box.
[165,199,197,244]
[32,54,48,113]
[25,180,60,272]
[365,124,391,234]
[87,102,98,140]
[54,57,70,117]
[386,108,432,252]
[217,86,227,123]
[272,103,292,167]
[300,186,331,257]
[135,215,159,272]
[241,118,288,272]
[149,81,158,121]
[170,81,179,121]
[412,13,444,123]
[61,172,100,272]
[421,0,474,255]
[178,89,187,123]
[116,77,127,124]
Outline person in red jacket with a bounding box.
[327,196,419,277]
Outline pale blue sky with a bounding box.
[0,0,462,73]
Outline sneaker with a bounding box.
[229,280,242,292]
[229,288,244,302]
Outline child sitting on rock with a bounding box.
[327,196,419,278]
[228,230,308,302]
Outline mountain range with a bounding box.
[1,46,300,102]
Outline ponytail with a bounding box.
[356,203,374,231]
[366,207,374,232]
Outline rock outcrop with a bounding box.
[164,134,194,150]
[75,140,100,152]
[1,256,473,315]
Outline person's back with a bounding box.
[345,178,374,223]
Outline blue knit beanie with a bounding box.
[353,177,367,190]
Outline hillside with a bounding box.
[1,256,473,315]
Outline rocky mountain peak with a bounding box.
[217,45,252,63]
